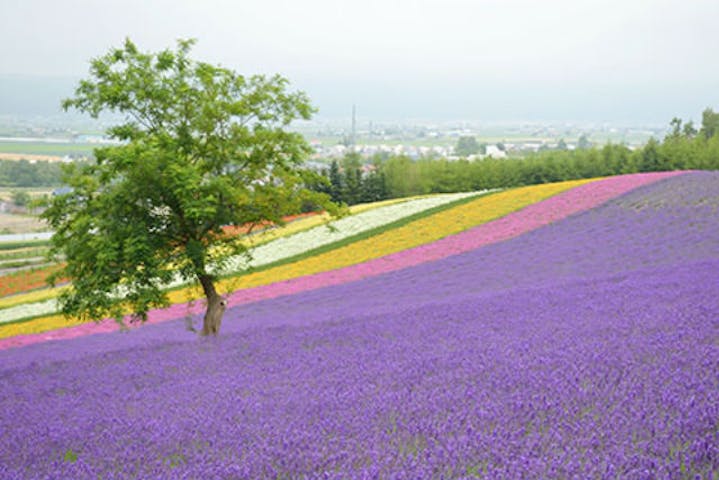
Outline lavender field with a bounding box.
[1,172,718,478]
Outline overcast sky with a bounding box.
[1,0,718,122]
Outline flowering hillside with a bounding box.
[0,171,717,478]
[0,172,676,342]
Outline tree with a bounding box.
[341,152,362,205]
[454,136,480,157]
[700,108,719,139]
[639,138,661,172]
[11,190,31,207]
[577,134,592,150]
[682,121,697,138]
[328,160,343,203]
[668,117,698,140]
[42,39,339,336]
[669,117,683,138]
[360,167,387,203]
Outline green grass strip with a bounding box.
[1,192,496,319]
[0,240,50,251]
[159,192,496,295]
[0,259,47,269]
[0,247,49,261]
[218,190,498,280]
[0,141,96,156]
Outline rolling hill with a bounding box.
[0,171,717,478]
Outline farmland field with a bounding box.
[0,141,95,157]
[0,172,717,478]
[0,212,47,235]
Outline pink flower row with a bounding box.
[0,171,687,350]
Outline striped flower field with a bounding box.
[1,171,717,478]
[0,195,420,313]
[0,191,483,325]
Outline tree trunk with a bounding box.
[199,274,226,336]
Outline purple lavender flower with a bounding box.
[0,171,717,478]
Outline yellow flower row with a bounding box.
[210,179,592,294]
[1,180,591,339]
[0,314,85,339]
[0,197,411,311]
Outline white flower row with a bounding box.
[0,191,491,324]
[217,191,486,274]
[0,299,57,324]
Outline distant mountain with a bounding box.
[0,74,708,125]
[0,75,78,116]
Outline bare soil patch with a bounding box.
[0,213,48,234]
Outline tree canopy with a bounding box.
[43,39,338,335]
[454,136,480,157]
[312,108,719,200]
[700,108,719,139]
[0,159,64,187]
